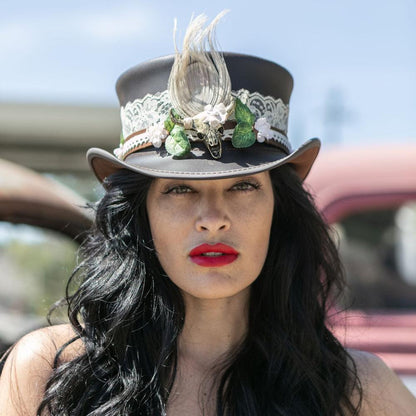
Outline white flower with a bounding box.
[254,117,271,132]
[257,133,266,143]
[237,89,250,104]
[194,103,228,128]
[147,123,168,148]
[254,117,273,143]
[151,136,163,148]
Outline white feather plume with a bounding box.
[168,11,232,118]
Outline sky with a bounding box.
[0,0,415,148]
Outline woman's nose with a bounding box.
[195,195,231,233]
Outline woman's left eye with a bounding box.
[230,181,260,192]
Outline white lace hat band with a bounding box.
[114,88,292,161]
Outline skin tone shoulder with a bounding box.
[0,324,84,415]
[0,172,415,415]
[348,350,416,415]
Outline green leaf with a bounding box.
[170,108,182,120]
[120,132,125,145]
[171,125,185,135]
[234,98,255,125]
[164,116,175,133]
[232,122,256,148]
[165,126,191,157]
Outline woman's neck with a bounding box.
[177,287,250,371]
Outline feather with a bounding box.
[168,11,232,118]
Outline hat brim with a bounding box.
[87,138,320,184]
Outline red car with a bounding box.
[0,158,92,241]
[306,143,416,392]
[0,158,92,354]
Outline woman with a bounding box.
[0,13,415,416]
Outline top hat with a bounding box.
[87,14,320,183]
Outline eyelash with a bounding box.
[163,185,193,195]
[231,181,261,192]
[163,181,261,195]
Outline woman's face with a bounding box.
[146,172,274,300]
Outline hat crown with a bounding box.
[114,53,294,160]
[116,53,293,107]
[87,14,320,184]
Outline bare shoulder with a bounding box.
[4,323,83,367]
[348,349,416,416]
[0,324,83,415]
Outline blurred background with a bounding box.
[0,0,415,390]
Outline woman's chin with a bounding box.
[178,277,252,301]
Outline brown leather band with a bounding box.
[124,121,287,143]
[122,142,153,159]
[124,128,147,143]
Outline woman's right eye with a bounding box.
[163,185,194,195]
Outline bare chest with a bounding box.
[166,369,216,416]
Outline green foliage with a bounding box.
[170,108,181,119]
[164,116,175,133]
[232,122,256,148]
[234,98,255,125]
[1,229,78,317]
[232,99,256,148]
[165,125,191,157]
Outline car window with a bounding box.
[336,201,416,310]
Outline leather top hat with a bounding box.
[87,13,320,183]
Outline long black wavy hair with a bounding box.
[37,165,362,415]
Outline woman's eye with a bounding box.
[231,181,260,192]
[164,185,193,195]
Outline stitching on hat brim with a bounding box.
[87,139,320,182]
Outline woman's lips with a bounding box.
[189,243,238,267]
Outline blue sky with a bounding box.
[1,0,415,148]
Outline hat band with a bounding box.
[116,125,290,161]
[115,88,291,160]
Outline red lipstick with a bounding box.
[189,243,238,267]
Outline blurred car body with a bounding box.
[0,158,93,354]
[0,158,92,242]
[306,144,416,382]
